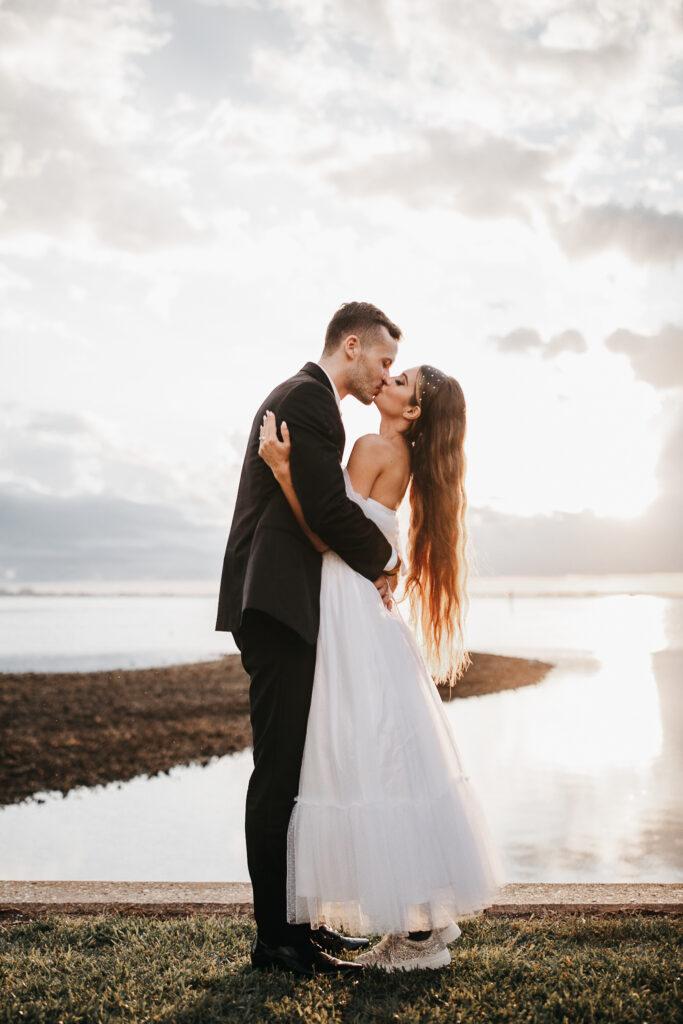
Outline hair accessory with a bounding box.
[416,365,447,406]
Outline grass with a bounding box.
[1,913,680,1023]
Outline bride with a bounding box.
[257,363,505,972]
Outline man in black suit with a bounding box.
[216,301,402,976]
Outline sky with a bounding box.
[0,0,682,584]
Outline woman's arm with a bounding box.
[258,411,329,553]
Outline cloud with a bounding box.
[0,402,238,582]
[2,0,679,267]
[329,127,560,223]
[3,457,681,585]
[258,0,680,158]
[490,328,543,354]
[0,405,237,519]
[604,323,683,389]
[492,322,681,385]
[27,411,93,435]
[490,326,587,358]
[236,2,683,267]
[2,392,680,583]
[545,329,587,357]
[0,487,225,582]
[0,0,212,251]
[0,0,680,589]
[548,200,683,264]
[469,497,682,576]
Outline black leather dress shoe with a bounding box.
[250,935,363,978]
[311,925,370,953]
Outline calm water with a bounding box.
[0,594,238,672]
[1,586,681,883]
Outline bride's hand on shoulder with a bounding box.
[258,410,291,478]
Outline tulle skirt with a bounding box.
[286,549,506,935]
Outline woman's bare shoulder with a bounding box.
[345,434,395,498]
[348,433,394,465]
[350,432,392,452]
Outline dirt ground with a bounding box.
[0,652,553,807]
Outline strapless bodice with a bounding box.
[342,466,401,553]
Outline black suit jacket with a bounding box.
[215,362,393,644]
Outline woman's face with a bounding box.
[374,365,421,418]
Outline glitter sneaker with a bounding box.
[354,932,451,972]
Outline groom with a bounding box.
[215,301,403,977]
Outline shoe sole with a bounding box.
[364,947,451,972]
[440,922,462,944]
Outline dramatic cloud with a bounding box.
[0,0,681,582]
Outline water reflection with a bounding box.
[447,648,682,881]
[1,595,681,883]
[0,750,254,882]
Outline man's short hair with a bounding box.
[323,301,402,355]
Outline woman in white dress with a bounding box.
[257,363,505,971]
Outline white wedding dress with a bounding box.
[286,468,506,936]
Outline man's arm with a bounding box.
[280,383,392,582]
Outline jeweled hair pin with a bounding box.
[416,365,447,405]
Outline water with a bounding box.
[1,583,681,883]
[1,572,678,672]
[0,594,237,672]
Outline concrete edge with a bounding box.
[1,882,681,921]
[0,902,255,921]
[1,902,681,922]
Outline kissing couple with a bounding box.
[216,301,505,977]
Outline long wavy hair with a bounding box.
[401,365,471,685]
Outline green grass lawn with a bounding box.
[1,913,680,1023]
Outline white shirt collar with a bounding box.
[317,363,341,410]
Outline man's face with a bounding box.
[347,326,398,405]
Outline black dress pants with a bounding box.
[233,608,317,948]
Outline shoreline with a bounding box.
[1,571,681,598]
[1,652,553,807]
